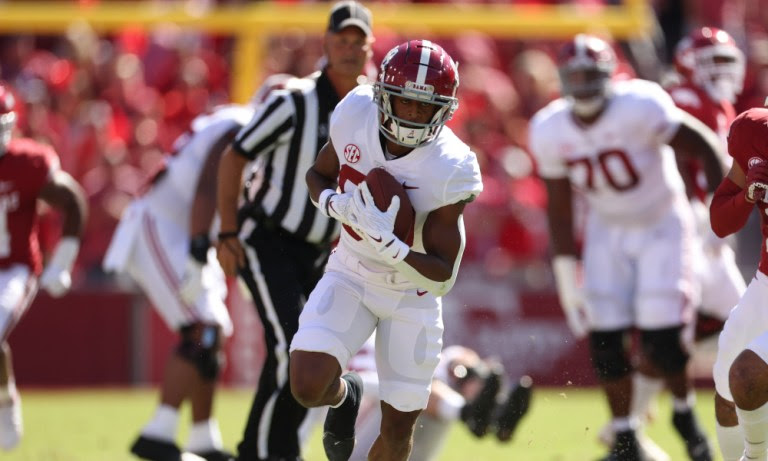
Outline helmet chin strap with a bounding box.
[705,79,739,104]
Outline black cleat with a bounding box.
[494,375,533,442]
[130,435,181,461]
[460,362,503,438]
[598,430,642,461]
[672,409,713,461]
[322,372,363,461]
[194,449,236,461]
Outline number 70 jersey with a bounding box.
[529,79,687,226]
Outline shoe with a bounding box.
[460,361,503,438]
[598,430,642,461]
[193,449,235,461]
[0,395,22,451]
[672,409,713,461]
[131,435,181,460]
[597,423,670,461]
[323,372,363,461]
[494,375,533,442]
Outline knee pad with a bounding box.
[176,323,223,380]
[641,326,689,374]
[589,330,631,381]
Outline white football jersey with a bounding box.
[331,85,483,272]
[530,79,686,226]
[143,105,255,227]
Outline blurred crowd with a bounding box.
[8,0,768,290]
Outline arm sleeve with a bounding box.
[710,177,754,237]
[232,91,294,160]
[529,114,568,179]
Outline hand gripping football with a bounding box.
[364,167,415,245]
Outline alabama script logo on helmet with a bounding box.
[344,144,361,163]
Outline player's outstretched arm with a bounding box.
[38,170,88,297]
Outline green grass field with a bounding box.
[3,386,722,461]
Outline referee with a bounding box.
[215,2,374,460]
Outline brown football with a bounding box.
[364,167,415,245]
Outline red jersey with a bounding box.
[726,108,768,276]
[0,138,59,274]
[668,81,736,201]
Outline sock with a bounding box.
[611,416,638,433]
[437,391,465,421]
[736,401,768,459]
[631,373,663,425]
[716,422,745,461]
[141,404,179,443]
[330,378,348,409]
[673,392,697,412]
[186,419,223,453]
[0,379,17,403]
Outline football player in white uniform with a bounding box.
[529,34,725,461]
[287,40,483,461]
[103,104,255,461]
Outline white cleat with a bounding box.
[181,453,207,461]
[0,396,22,451]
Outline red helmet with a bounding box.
[0,85,16,154]
[557,35,617,117]
[674,27,744,103]
[374,40,459,147]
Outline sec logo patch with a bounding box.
[748,156,764,169]
[344,144,361,164]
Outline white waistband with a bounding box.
[331,248,415,289]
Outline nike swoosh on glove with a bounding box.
[352,182,409,265]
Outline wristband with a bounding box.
[318,189,336,218]
[189,234,211,264]
[217,231,239,240]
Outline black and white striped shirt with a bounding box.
[233,70,341,245]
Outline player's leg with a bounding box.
[235,224,330,461]
[712,274,768,461]
[289,256,377,461]
[727,273,768,461]
[368,290,442,461]
[582,218,641,460]
[0,265,37,451]
[368,402,421,461]
[128,214,230,460]
[636,206,711,461]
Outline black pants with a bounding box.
[236,223,329,460]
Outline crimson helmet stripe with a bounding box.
[416,40,433,85]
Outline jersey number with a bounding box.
[567,150,639,191]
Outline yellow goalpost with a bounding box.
[0,0,652,105]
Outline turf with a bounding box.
[3,386,721,461]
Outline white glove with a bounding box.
[40,237,80,298]
[317,188,362,226]
[353,182,409,265]
[179,256,205,305]
[552,255,588,339]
